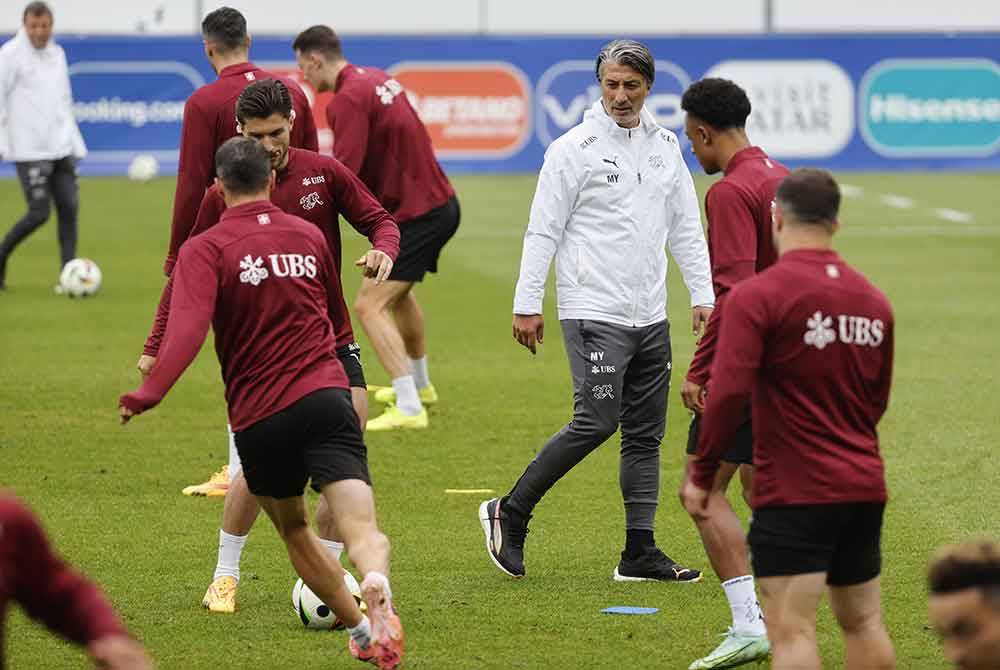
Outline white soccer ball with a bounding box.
[128,154,159,182]
[59,258,102,298]
[292,571,365,630]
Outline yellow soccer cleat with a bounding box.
[365,405,428,432]
[182,465,229,497]
[202,575,237,613]
[372,384,438,406]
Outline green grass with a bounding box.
[1,171,997,669]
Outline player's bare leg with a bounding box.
[355,277,428,430]
[257,494,364,628]
[321,478,403,670]
[829,577,895,670]
[374,290,438,407]
[758,573,825,670]
[687,459,768,668]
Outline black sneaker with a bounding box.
[478,496,529,578]
[612,546,702,583]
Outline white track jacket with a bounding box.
[513,100,714,327]
[0,28,86,162]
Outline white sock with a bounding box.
[723,575,766,636]
[391,375,422,415]
[410,356,430,390]
[362,570,393,600]
[319,538,344,560]
[214,530,248,582]
[348,615,372,649]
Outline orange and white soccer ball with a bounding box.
[59,258,102,298]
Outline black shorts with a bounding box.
[389,197,460,282]
[336,342,366,389]
[686,411,753,465]
[233,388,371,499]
[749,502,886,586]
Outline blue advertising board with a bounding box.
[1,33,998,177]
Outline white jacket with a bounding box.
[0,28,86,161]
[513,100,714,327]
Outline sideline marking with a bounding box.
[445,489,495,494]
[879,194,915,209]
[933,208,974,223]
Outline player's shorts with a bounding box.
[336,342,366,389]
[233,388,371,499]
[686,411,753,465]
[389,196,460,283]
[749,502,886,586]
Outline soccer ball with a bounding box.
[128,154,159,182]
[59,258,102,298]
[292,571,365,630]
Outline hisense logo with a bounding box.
[869,94,1000,123]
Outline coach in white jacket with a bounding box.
[480,39,714,582]
[0,2,86,290]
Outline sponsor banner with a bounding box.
[704,60,854,158]
[1,33,998,177]
[859,59,1000,157]
[389,62,532,158]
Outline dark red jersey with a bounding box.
[687,147,789,386]
[143,148,398,358]
[693,249,894,507]
[124,202,348,431]
[165,62,319,275]
[0,495,126,666]
[328,63,454,224]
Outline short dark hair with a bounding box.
[236,79,292,124]
[201,7,248,54]
[215,137,271,196]
[929,541,1000,609]
[595,39,655,86]
[23,1,51,21]
[681,78,752,130]
[292,25,343,61]
[775,168,841,226]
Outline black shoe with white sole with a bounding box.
[478,496,529,578]
[613,546,702,583]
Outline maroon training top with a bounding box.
[144,147,400,358]
[165,62,319,274]
[687,147,789,386]
[0,495,126,667]
[693,248,895,507]
[328,63,454,224]
[124,202,348,431]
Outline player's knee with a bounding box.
[26,198,51,225]
[838,605,883,636]
[276,516,310,543]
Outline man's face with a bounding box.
[600,62,650,129]
[295,50,327,92]
[24,12,53,50]
[241,113,292,170]
[930,589,1000,669]
[684,114,720,175]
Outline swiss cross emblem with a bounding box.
[244,72,255,81]
[257,214,271,225]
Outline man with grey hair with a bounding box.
[0,1,87,291]
[480,39,714,582]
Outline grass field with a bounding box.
[1,171,998,669]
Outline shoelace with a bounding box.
[505,517,529,549]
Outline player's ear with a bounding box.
[215,177,227,202]
[267,170,276,194]
[288,109,296,133]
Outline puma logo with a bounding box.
[602,157,619,168]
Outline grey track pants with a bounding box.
[0,157,79,276]
[507,319,672,532]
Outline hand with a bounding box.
[692,305,713,339]
[355,249,393,283]
[512,314,544,355]
[680,379,706,414]
[678,469,711,522]
[87,634,153,669]
[136,355,156,378]
[119,404,136,426]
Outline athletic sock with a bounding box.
[410,356,431,390]
[214,529,248,582]
[319,538,344,561]
[624,529,654,558]
[348,615,372,649]
[391,375,422,416]
[363,570,393,600]
[723,575,767,636]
